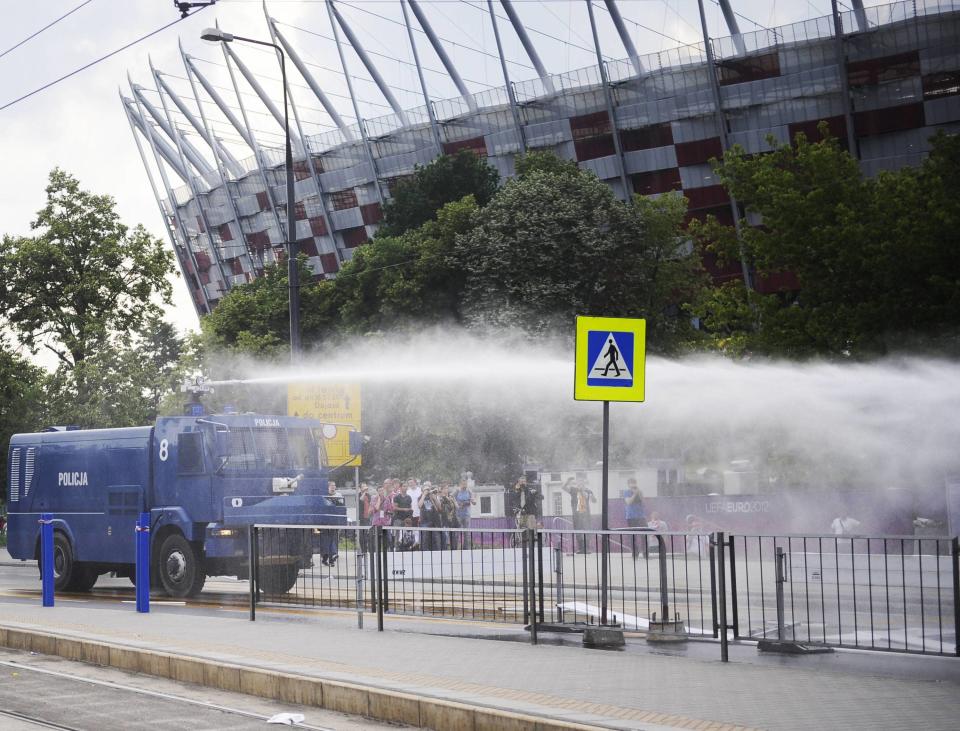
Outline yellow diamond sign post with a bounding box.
[574,316,646,626]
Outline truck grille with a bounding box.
[24,448,35,497]
[9,449,20,502]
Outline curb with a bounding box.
[0,625,603,731]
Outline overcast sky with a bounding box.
[0,0,886,360]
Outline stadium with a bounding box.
[122,0,960,316]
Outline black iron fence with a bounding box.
[725,534,959,655]
[248,524,959,659]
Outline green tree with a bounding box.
[378,151,499,236]
[693,131,960,357]
[202,258,338,357]
[332,197,478,333]
[0,169,176,406]
[515,149,581,179]
[45,315,184,428]
[456,156,705,351]
[0,346,47,502]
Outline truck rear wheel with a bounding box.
[157,533,206,598]
[258,564,300,595]
[38,534,97,593]
[67,564,98,592]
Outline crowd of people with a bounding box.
[357,478,476,551]
[337,474,712,559]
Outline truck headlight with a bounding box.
[211,528,236,537]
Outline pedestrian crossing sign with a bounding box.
[574,316,646,402]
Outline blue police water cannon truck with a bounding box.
[5,378,347,598]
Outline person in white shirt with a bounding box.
[831,516,861,535]
[407,479,422,523]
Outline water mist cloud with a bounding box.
[217,331,960,490]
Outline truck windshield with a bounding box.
[220,427,319,472]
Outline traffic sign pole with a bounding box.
[574,316,645,628]
[601,400,610,625]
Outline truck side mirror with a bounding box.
[348,431,366,456]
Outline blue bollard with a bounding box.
[135,512,150,613]
[40,513,54,607]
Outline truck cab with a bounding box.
[6,413,346,598]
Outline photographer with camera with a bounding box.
[508,475,543,530]
[563,477,596,554]
[418,482,444,550]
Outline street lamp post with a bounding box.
[201,28,300,361]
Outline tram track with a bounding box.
[0,658,337,731]
[0,707,81,730]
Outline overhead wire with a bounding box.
[535,0,595,52]
[335,0,536,71]
[277,20,499,89]
[1,12,198,112]
[0,0,96,60]
[592,1,686,46]
[231,39,429,102]
[658,0,703,39]
[461,0,602,57]
[708,0,768,32]
[187,54,399,118]
[137,83,339,141]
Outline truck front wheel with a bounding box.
[157,533,206,598]
[258,564,300,595]
[38,533,97,593]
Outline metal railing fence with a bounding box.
[378,526,528,623]
[724,534,959,656]
[248,524,959,659]
[537,529,717,639]
[249,524,374,626]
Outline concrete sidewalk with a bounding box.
[1,547,18,566]
[0,589,958,731]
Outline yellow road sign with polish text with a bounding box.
[288,383,362,466]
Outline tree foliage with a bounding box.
[457,159,705,351]
[0,169,183,435]
[331,196,478,333]
[378,151,499,236]
[201,258,338,358]
[0,346,47,500]
[692,131,960,357]
[0,169,176,404]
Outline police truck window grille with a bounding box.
[24,448,35,496]
[224,428,257,471]
[178,432,205,474]
[286,429,319,470]
[9,449,20,502]
[253,428,318,471]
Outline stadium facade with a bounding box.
[123,0,960,316]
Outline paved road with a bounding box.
[0,646,399,730]
[2,555,960,731]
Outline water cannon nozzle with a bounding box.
[181,374,215,395]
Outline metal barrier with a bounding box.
[537,529,717,640]
[247,524,959,659]
[378,526,529,623]
[250,524,374,628]
[724,534,959,656]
